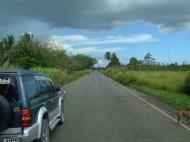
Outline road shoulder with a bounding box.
[100,72,190,130]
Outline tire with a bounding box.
[36,119,50,142]
[0,95,11,131]
[59,104,64,125]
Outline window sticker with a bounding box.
[0,78,11,84]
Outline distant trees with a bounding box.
[104,52,160,69]
[127,53,160,70]
[126,53,190,71]
[0,34,97,70]
[69,54,97,71]
[128,57,142,70]
[104,52,120,67]
[103,51,190,71]
[143,53,156,65]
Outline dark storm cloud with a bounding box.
[0,0,190,32]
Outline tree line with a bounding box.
[0,33,97,71]
[104,51,190,71]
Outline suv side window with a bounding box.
[38,80,46,94]
[22,75,38,100]
[44,80,53,94]
[50,81,55,93]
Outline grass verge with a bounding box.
[103,68,190,110]
[132,84,190,110]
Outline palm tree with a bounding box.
[104,51,111,61]
[1,35,15,66]
[111,53,120,66]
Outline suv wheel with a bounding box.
[37,119,50,142]
[59,104,64,125]
[0,95,11,131]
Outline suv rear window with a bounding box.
[0,74,19,102]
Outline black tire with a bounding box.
[0,95,11,131]
[36,119,50,142]
[59,104,64,125]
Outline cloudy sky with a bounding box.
[0,0,190,66]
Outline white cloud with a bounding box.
[48,33,158,67]
[60,44,74,52]
[95,59,109,68]
[75,46,124,53]
[52,35,88,42]
[49,34,157,46]
[59,46,124,54]
[72,47,97,54]
[83,34,157,45]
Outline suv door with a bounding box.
[22,75,51,125]
[44,79,59,125]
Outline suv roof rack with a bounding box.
[0,69,47,76]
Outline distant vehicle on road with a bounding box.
[0,69,65,142]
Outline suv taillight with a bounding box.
[21,109,32,127]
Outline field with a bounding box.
[103,68,190,110]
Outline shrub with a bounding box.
[184,73,190,95]
[16,57,38,69]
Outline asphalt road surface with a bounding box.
[50,72,190,142]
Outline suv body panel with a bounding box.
[0,69,64,142]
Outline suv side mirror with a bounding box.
[63,90,66,95]
[54,85,61,93]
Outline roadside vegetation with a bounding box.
[33,67,90,85]
[103,52,190,110]
[0,33,97,84]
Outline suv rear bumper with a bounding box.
[0,134,22,142]
[0,123,39,142]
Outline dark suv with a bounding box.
[0,69,65,142]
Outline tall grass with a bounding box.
[103,68,190,110]
[33,67,90,85]
[33,67,66,85]
[104,68,188,92]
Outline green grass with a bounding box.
[33,67,90,85]
[104,68,188,92]
[33,67,66,85]
[103,68,190,110]
[133,85,190,110]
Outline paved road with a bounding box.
[51,72,190,142]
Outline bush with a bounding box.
[184,73,190,95]
[16,57,38,69]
